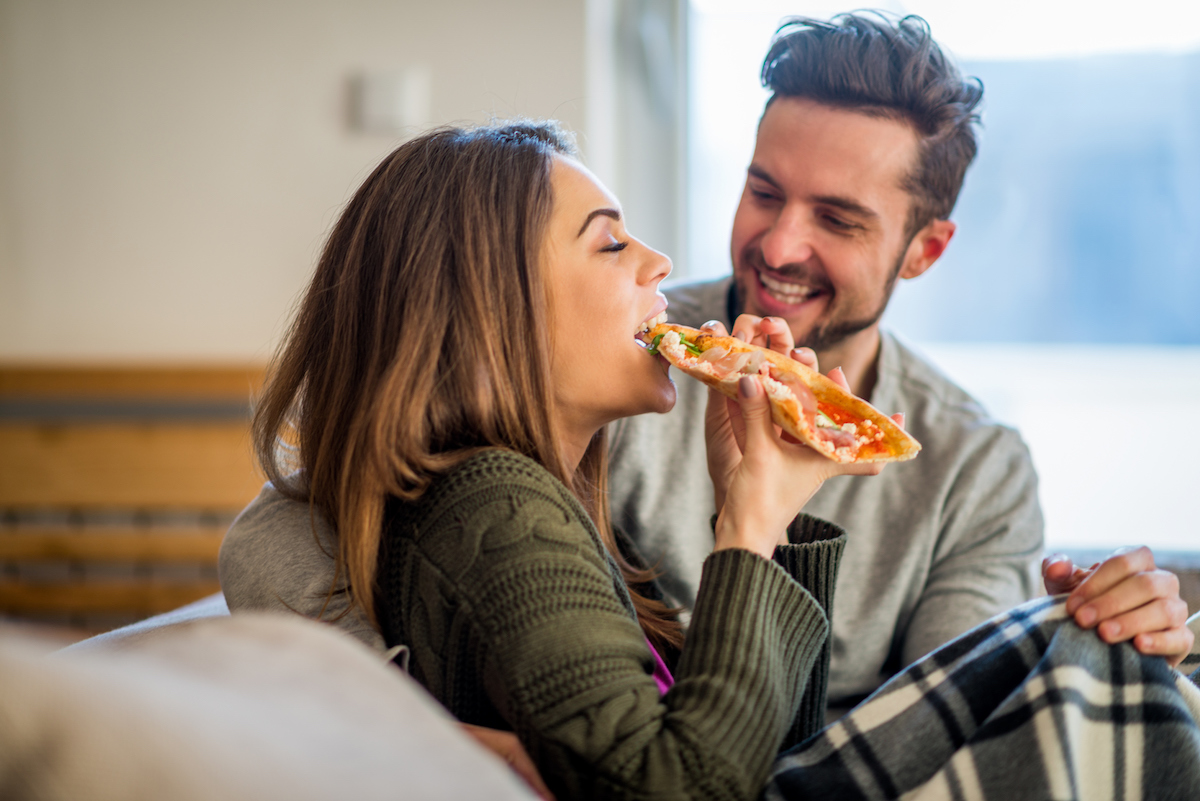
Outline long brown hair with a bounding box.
[254,121,682,650]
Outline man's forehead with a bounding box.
[752,97,920,199]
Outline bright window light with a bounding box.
[688,1,1200,552]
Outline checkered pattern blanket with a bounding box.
[767,597,1200,801]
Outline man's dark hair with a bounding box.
[761,12,983,239]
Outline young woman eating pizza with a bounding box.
[247,122,1200,800]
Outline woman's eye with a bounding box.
[601,240,628,253]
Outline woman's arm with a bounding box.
[380,455,831,801]
[772,515,847,747]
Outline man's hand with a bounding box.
[460,723,555,800]
[1043,547,1194,667]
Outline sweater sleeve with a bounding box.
[773,513,847,746]
[390,466,830,801]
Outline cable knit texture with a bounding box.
[375,449,845,801]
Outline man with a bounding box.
[220,13,1192,719]
[610,14,1023,716]
[605,12,1189,715]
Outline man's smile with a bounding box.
[747,260,830,317]
[757,269,819,305]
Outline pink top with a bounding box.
[645,636,675,696]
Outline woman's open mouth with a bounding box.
[635,310,669,348]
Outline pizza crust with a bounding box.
[642,323,921,464]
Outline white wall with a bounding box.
[0,0,586,361]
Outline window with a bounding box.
[688,0,1200,551]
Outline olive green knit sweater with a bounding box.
[375,450,844,801]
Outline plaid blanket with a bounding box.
[767,597,1200,801]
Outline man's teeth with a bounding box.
[758,271,813,304]
[636,310,668,335]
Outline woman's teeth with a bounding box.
[758,271,814,304]
[636,310,668,335]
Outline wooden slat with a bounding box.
[0,528,224,563]
[0,581,221,615]
[0,422,263,509]
[0,365,266,400]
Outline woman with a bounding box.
[252,120,882,799]
[249,121,1200,800]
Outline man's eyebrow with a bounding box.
[811,195,879,221]
[577,208,621,237]
[748,165,879,221]
[746,164,780,189]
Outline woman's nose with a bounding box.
[640,244,672,284]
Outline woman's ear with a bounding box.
[898,219,956,281]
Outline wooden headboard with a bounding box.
[0,364,267,633]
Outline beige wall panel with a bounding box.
[0,0,587,360]
[0,364,265,399]
[0,423,263,510]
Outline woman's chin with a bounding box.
[648,381,676,417]
[640,374,677,416]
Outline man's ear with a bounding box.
[898,219,956,280]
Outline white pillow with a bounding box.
[0,614,536,801]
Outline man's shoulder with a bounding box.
[222,480,331,554]
[662,276,733,326]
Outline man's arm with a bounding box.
[899,426,1043,668]
[899,430,1192,669]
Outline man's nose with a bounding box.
[759,207,815,269]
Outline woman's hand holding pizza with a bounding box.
[703,315,899,559]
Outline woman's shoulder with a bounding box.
[428,449,576,510]
[389,449,606,570]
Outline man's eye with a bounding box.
[750,187,780,202]
[823,215,855,231]
[601,240,628,253]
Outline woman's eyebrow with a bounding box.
[577,208,620,237]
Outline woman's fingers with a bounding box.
[704,386,742,514]
[700,319,729,336]
[731,314,794,353]
[828,366,850,391]
[735,375,776,451]
[790,347,818,371]
[729,314,762,344]
[891,412,905,429]
[759,316,795,353]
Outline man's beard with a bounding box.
[735,243,907,354]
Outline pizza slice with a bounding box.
[640,323,920,464]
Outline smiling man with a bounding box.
[607,13,1190,717]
